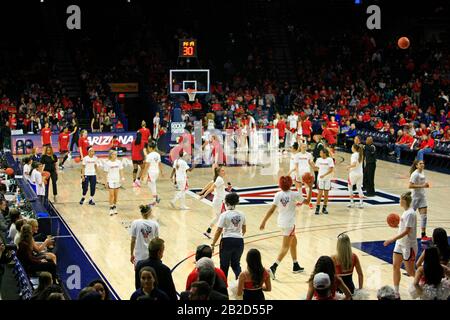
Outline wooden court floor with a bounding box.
[53,150,450,300]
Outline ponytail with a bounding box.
[213,166,221,182]
[410,160,419,176]
[353,144,363,163]
[401,191,412,207]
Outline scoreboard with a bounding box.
[179,39,197,58]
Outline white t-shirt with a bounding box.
[410,170,426,198]
[82,155,99,176]
[23,163,32,181]
[288,115,298,130]
[290,152,297,171]
[213,176,226,201]
[145,152,161,173]
[315,157,335,180]
[173,158,189,181]
[31,170,45,196]
[350,152,363,175]
[153,116,160,127]
[295,152,313,173]
[272,190,303,228]
[207,119,215,130]
[217,209,246,239]
[103,159,123,183]
[130,218,160,262]
[397,208,417,247]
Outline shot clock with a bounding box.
[179,39,197,58]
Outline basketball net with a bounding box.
[186,88,196,102]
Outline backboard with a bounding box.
[169,69,210,95]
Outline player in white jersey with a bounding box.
[312,148,335,215]
[347,144,365,208]
[144,141,164,205]
[287,111,298,147]
[199,166,227,239]
[80,147,100,205]
[288,142,299,182]
[130,204,160,266]
[152,112,160,140]
[169,150,193,210]
[260,176,305,279]
[103,150,124,216]
[409,160,431,240]
[383,192,417,298]
[288,143,315,209]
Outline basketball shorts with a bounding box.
[132,160,143,165]
[393,242,418,261]
[296,169,310,183]
[281,225,296,237]
[175,179,188,191]
[348,173,363,186]
[212,198,225,216]
[148,171,159,182]
[108,181,121,189]
[412,196,427,210]
[60,149,69,154]
[317,178,331,191]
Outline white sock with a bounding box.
[394,285,399,293]
[420,213,427,230]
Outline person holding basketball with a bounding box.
[200,166,227,239]
[103,150,125,216]
[288,142,315,209]
[169,150,193,210]
[383,191,417,298]
[288,142,299,183]
[347,144,365,208]
[144,141,164,205]
[259,176,306,279]
[312,149,335,215]
[409,160,431,241]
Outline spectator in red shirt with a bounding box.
[78,130,90,159]
[115,120,124,131]
[321,123,336,146]
[92,97,103,115]
[9,114,17,130]
[394,129,414,161]
[41,122,52,147]
[110,135,126,153]
[398,114,407,127]
[374,118,383,131]
[58,127,71,169]
[416,135,435,161]
[185,246,228,296]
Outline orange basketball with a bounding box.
[74,157,81,163]
[42,171,51,184]
[398,37,410,49]
[387,213,400,228]
[302,172,314,185]
[5,167,14,176]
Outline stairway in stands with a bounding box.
[247,0,298,86]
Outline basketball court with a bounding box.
[52,149,450,300]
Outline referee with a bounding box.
[363,136,377,197]
[211,192,246,280]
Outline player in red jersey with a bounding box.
[58,127,71,170]
[78,130,90,159]
[41,122,52,147]
[131,131,146,187]
[138,120,151,146]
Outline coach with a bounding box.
[363,136,376,197]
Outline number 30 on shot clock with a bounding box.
[179,39,197,58]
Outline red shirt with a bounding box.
[276,120,286,138]
[116,122,124,130]
[192,102,202,110]
[41,128,52,145]
[9,117,17,129]
[138,127,151,144]
[58,133,70,151]
[327,121,339,135]
[93,100,102,114]
[79,137,90,158]
[111,140,121,148]
[131,140,145,161]
[398,118,407,126]
[399,134,414,146]
[419,138,434,150]
[186,267,228,290]
[322,128,336,145]
[302,119,312,135]
[374,121,383,130]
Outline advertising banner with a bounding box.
[11,131,137,155]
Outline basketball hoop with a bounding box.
[186,88,196,102]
